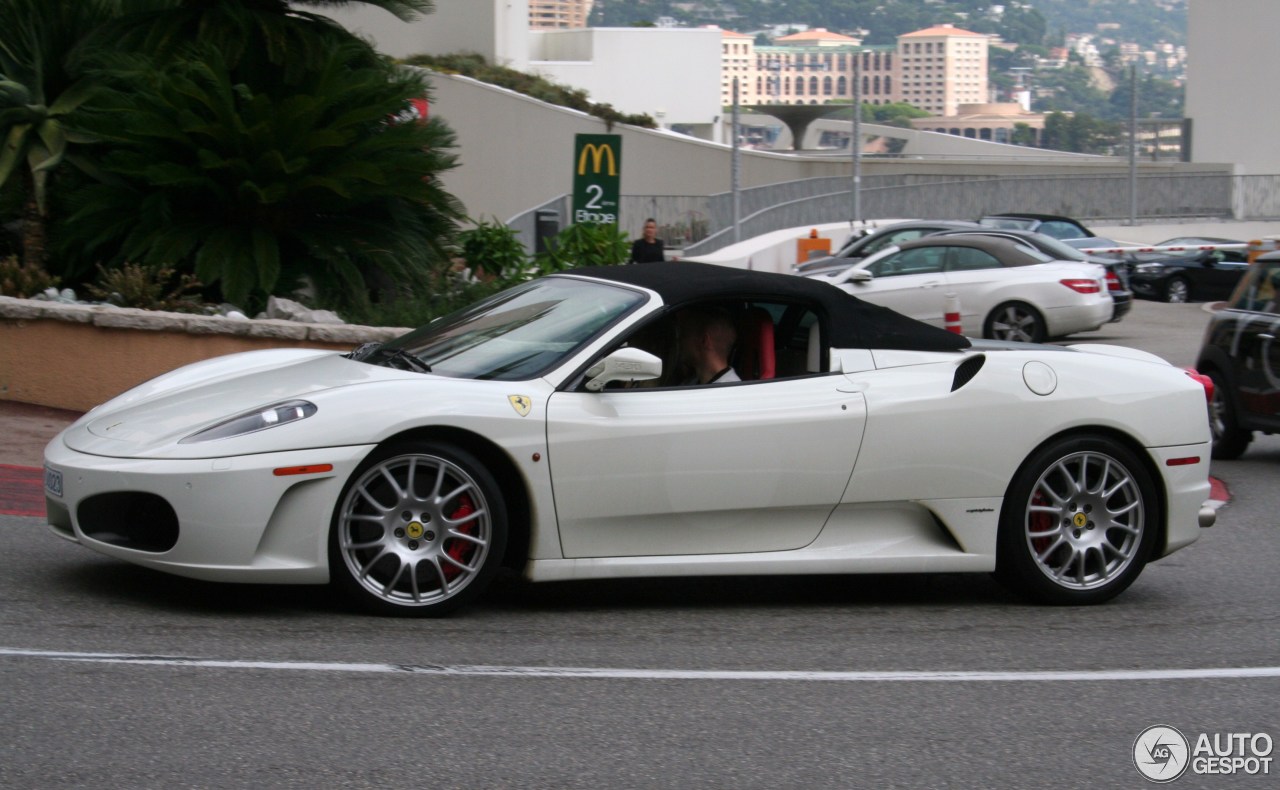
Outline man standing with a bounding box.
[629,218,665,263]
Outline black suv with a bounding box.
[1195,252,1280,458]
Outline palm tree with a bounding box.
[0,0,120,267]
[64,42,463,309]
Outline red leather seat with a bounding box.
[736,308,776,380]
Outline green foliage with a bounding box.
[0,254,60,297]
[85,261,205,312]
[1040,111,1124,155]
[457,218,528,280]
[403,53,657,129]
[534,222,630,274]
[61,42,464,310]
[0,0,119,265]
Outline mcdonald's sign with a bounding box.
[572,134,622,226]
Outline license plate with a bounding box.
[44,466,63,498]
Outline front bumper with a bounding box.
[44,440,374,584]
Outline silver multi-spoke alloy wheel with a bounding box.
[997,434,1156,604]
[331,442,507,616]
[985,302,1045,343]
[1022,450,1144,591]
[1164,277,1190,303]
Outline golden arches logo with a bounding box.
[577,143,618,176]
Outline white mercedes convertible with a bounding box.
[44,262,1216,615]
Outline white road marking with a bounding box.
[2,648,1279,682]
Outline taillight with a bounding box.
[1105,270,1123,292]
[1184,368,1214,403]
[1060,278,1102,294]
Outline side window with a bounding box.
[598,300,826,390]
[863,230,923,256]
[871,248,943,277]
[947,247,1001,271]
[1230,262,1280,313]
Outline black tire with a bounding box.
[329,441,508,616]
[995,434,1158,605]
[1163,276,1190,303]
[984,301,1046,343]
[1206,369,1252,460]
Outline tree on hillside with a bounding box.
[64,43,462,310]
[0,0,120,267]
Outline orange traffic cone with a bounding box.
[944,293,962,334]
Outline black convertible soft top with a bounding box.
[565,261,970,353]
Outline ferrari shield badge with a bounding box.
[508,395,532,417]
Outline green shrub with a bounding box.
[457,218,528,280]
[0,255,61,297]
[535,222,630,273]
[86,262,205,312]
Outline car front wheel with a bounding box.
[330,441,508,616]
[996,434,1157,605]
[1164,276,1190,303]
[1206,369,1252,459]
[984,301,1046,343]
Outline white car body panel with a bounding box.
[546,376,865,557]
[815,248,1113,338]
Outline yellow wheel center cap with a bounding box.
[1072,512,1088,529]
[406,521,425,540]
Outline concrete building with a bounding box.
[909,102,1044,145]
[1185,0,1280,173]
[528,26,723,135]
[323,0,530,67]
[897,25,989,117]
[718,23,988,115]
[528,0,593,30]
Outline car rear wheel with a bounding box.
[1206,370,1252,459]
[330,441,508,616]
[1164,276,1190,303]
[984,302,1046,343]
[995,434,1157,605]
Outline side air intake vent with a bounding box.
[951,355,986,392]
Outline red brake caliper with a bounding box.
[442,494,476,582]
[1030,491,1053,555]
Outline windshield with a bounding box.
[377,277,646,380]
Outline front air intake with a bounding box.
[78,492,179,553]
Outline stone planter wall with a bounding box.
[0,296,408,412]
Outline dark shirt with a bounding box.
[630,238,665,264]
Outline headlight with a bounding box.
[180,400,318,443]
[1134,263,1165,274]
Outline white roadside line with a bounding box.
[3,648,1278,683]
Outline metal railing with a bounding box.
[508,172,1278,258]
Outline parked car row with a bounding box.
[794,217,1128,342]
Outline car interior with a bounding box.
[584,299,825,390]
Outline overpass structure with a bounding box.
[423,71,1265,257]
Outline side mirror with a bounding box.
[585,348,663,392]
[841,268,873,284]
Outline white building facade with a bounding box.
[1186,0,1280,173]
